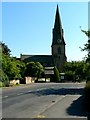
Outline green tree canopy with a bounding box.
[0,42,11,56]
[2,55,22,81]
[64,61,87,81]
[24,62,44,78]
[81,29,90,62]
[1,42,26,86]
[54,66,60,82]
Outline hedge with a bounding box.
[84,80,90,112]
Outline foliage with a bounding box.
[0,42,26,86]
[1,42,26,82]
[81,29,90,38]
[81,29,90,62]
[24,62,44,78]
[35,62,44,78]
[84,81,90,112]
[2,55,21,80]
[64,61,89,82]
[54,66,60,82]
[0,42,11,56]
[2,55,25,86]
[15,59,26,79]
[0,82,3,87]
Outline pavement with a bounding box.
[34,95,87,119]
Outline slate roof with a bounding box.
[21,54,54,67]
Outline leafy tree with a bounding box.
[81,29,90,62]
[1,42,26,86]
[24,62,37,77]
[83,63,90,77]
[2,55,22,83]
[64,62,75,81]
[54,66,60,82]
[64,61,86,82]
[0,42,11,56]
[24,62,44,79]
[35,62,44,79]
[15,59,26,79]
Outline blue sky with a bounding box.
[2,2,88,61]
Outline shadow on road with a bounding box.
[25,87,88,117]
[26,88,84,96]
[66,95,87,117]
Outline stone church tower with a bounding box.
[51,5,67,72]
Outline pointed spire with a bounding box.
[54,4,62,31]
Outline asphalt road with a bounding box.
[2,82,87,119]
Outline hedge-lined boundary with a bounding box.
[84,80,90,112]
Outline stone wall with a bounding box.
[10,79,20,85]
[25,77,34,84]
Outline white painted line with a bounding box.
[27,90,31,93]
[36,89,40,92]
[17,93,23,95]
[3,96,8,98]
[36,88,47,91]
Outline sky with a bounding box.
[1,1,89,61]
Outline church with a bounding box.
[21,5,67,72]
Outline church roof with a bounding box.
[21,54,54,67]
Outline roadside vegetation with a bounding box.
[0,42,45,86]
[81,29,90,112]
[84,80,90,112]
[24,61,44,82]
[64,61,90,82]
[0,42,26,87]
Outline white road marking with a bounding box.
[17,93,23,95]
[36,88,47,91]
[3,96,8,98]
[27,90,31,93]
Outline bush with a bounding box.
[84,81,90,112]
[86,76,90,83]
[0,81,9,87]
[54,66,60,82]
[0,82,3,87]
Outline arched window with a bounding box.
[58,47,61,54]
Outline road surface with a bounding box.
[2,82,87,119]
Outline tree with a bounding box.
[54,66,60,82]
[64,62,75,81]
[15,59,26,79]
[0,42,11,56]
[2,55,22,81]
[64,61,86,82]
[24,62,44,79]
[81,29,90,62]
[35,62,44,79]
[1,42,26,86]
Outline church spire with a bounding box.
[52,4,63,45]
[54,4,62,32]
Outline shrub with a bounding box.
[0,82,3,87]
[84,81,90,112]
[54,66,60,82]
[86,76,90,83]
